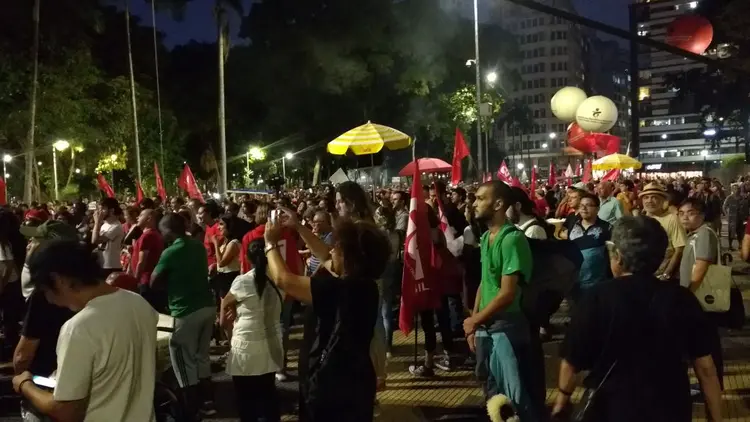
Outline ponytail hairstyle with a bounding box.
[247,239,269,296]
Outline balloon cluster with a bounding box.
[551,87,620,155]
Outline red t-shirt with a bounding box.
[745,217,750,235]
[534,198,548,217]
[204,222,222,267]
[240,225,302,275]
[131,229,164,285]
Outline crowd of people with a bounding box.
[0,172,743,421]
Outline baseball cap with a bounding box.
[20,220,78,240]
[24,209,49,222]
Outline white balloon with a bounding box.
[575,95,618,133]
[550,87,588,122]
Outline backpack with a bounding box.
[524,218,556,240]
[521,236,583,327]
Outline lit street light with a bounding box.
[52,140,70,201]
[549,132,557,140]
[486,71,498,85]
[701,149,709,157]
[75,168,81,174]
[282,152,294,183]
[517,162,525,170]
[542,143,548,149]
[2,154,10,200]
[703,129,717,136]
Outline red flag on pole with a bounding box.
[451,128,470,185]
[582,159,593,183]
[0,178,7,206]
[511,177,522,187]
[602,169,620,181]
[547,162,557,186]
[178,164,204,203]
[530,166,537,194]
[154,162,167,202]
[496,161,511,183]
[96,174,115,198]
[135,181,145,205]
[399,158,440,334]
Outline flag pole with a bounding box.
[411,137,420,370]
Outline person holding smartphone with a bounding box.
[263,213,391,421]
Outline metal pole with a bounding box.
[125,1,142,184]
[150,0,165,171]
[628,5,641,157]
[52,148,58,201]
[282,157,287,182]
[473,0,483,179]
[3,160,7,201]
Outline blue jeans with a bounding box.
[475,328,546,422]
[380,288,395,353]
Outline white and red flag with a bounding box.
[496,160,512,183]
[400,158,440,334]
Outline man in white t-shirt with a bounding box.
[13,240,157,422]
[91,197,124,275]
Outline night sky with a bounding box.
[131,0,632,48]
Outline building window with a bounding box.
[551,31,556,40]
[539,78,546,87]
[563,61,568,70]
[541,109,546,118]
[551,78,557,88]
[639,87,650,101]
[551,62,556,71]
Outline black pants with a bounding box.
[0,281,23,351]
[232,373,280,422]
[420,296,454,354]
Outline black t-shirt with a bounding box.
[560,274,713,422]
[302,274,378,422]
[22,289,75,376]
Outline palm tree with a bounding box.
[24,0,41,202]
[215,0,243,195]
[124,0,142,184]
[150,0,165,170]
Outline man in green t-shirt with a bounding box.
[151,213,216,418]
[464,181,544,421]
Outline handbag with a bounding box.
[691,227,732,313]
[572,361,616,422]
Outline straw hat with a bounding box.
[638,182,668,198]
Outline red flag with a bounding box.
[399,158,440,334]
[547,162,557,186]
[178,164,204,203]
[530,166,537,194]
[0,178,7,206]
[451,128,470,185]
[582,159,593,183]
[135,181,145,205]
[602,169,620,181]
[96,174,115,198]
[511,177,522,187]
[154,162,167,202]
[496,161,512,183]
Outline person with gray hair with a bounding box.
[552,216,723,422]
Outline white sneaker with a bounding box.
[275,371,288,382]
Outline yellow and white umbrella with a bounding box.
[327,121,412,155]
[592,153,642,171]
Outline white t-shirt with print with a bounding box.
[53,289,158,422]
[99,221,124,269]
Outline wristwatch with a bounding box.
[264,244,279,255]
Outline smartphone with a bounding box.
[270,209,279,224]
[32,375,56,389]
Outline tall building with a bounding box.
[439,0,629,175]
[631,0,733,172]
[586,38,631,143]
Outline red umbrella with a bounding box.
[398,158,452,176]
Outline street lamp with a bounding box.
[542,143,549,149]
[2,154,11,200]
[52,140,70,201]
[703,129,717,136]
[282,152,294,182]
[517,162,525,170]
[486,71,498,85]
[549,132,557,140]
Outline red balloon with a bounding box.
[666,15,713,55]
[567,123,596,153]
[106,272,139,293]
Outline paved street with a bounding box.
[2,252,750,421]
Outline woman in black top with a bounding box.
[263,212,391,422]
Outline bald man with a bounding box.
[597,181,624,224]
[131,209,165,308]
